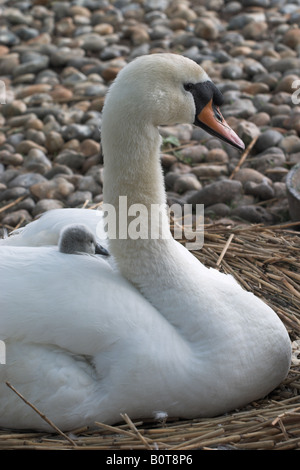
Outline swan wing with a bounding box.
[0,209,107,248]
[0,246,162,356]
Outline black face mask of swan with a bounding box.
[185,81,245,150]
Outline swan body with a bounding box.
[0,53,291,431]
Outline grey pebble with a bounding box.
[0,0,298,228]
[61,124,94,141]
[54,150,86,171]
[8,173,47,189]
[254,130,283,153]
[232,205,274,224]
[187,180,243,207]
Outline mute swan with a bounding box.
[0,53,291,431]
[58,224,109,256]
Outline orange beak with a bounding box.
[196,99,245,151]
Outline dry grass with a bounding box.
[0,222,299,450]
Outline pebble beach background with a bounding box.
[1,0,300,232]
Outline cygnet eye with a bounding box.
[183,83,194,92]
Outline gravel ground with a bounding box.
[1,0,300,231]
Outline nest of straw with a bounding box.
[0,222,299,450]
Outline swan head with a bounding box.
[58,224,109,256]
[104,53,245,151]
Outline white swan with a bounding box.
[58,223,109,256]
[0,53,291,431]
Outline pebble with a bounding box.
[1,210,32,226]
[61,124,94,141]
[279,135,300,154]
[244,181,275,200]
[191,165,228,179]
[23,149,52,174]
[30,177,75,201]
[173,174,202,194]
[67,190,93,207]
[187,180,243,207]
[194,18,220,40]
[0,0,299,228]
[221,99,257,119]
[32,199,64,217]
[0,187,29,202]
[54,150,86,170]
[233,168,272,186]
[205,203,231,218]
[0,151,24,166]
[252,149,287,174]
[8,173,47,189]
[222,64,244,80]
[45,131,65,154]
[237,121,260,146]
[232,205,274,224]
[205,148,229,163]
[254,130,283,153]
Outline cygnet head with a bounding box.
[103,53,245,150]
[58,224,109,256]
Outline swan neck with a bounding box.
[102,115,170,242]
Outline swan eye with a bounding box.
[184,83,194,92]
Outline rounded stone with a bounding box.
[67,190,93,207]
[237,121,260,146]
[194,18,219,40]
[222,64,243,80]
[249,112,271,127]
[191,165,228,179]
[205,148,229,163]
[242,21,268,40]
[30,177,75,201]
[244,181,275,200]
[279,135,300,154]
[1,100,27,117]
[54,150,85,170]
[0,151,24,166]
[32,199,64,217]
[205,203,231,217]
[24,148,52,174]
[62,124,94,141]
[283,28,300,48]
[0,186,29,202]
[233,168,272,186]
[187,180,243,207]
[1,210,32,226]
[232,205,274,224]
[254,130,283,153]
[80,139,101,157]
[45,131,65,154]
[173,174,202,194]
[8,172,47,189]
